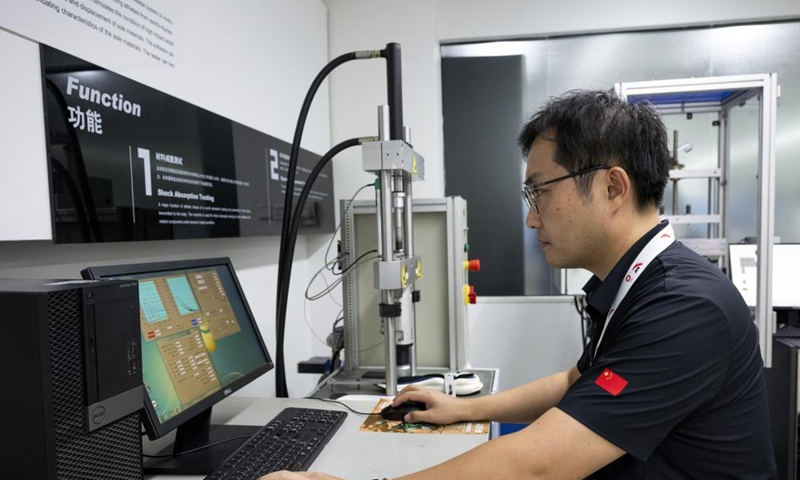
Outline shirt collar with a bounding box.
[582,220,669,317]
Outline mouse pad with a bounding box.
[359,398,490,434]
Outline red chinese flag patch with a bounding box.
[595,368,628,396]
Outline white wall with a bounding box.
[326,0,444,202]
[325,0,800,389]
[0,0,337,398]
[0,30,50,240]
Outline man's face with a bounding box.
[523,136,607,270]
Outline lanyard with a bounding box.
[594,223,675,359]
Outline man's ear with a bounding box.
[606,166,631,206]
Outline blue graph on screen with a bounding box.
[139,281,168,324]
[167,276,200,316]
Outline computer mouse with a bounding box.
[380,401,427,421]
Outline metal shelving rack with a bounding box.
[616,74,779,366]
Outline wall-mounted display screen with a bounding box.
[41,44,334,243]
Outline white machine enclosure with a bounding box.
[341,196,474,374]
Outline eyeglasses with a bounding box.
[522,165,611,213]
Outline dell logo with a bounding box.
[91,406,107,425]
[223,388,232,396]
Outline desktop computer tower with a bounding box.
[766,337,800,480]
[0,278,144,479]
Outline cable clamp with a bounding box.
[379,302,402,318]
[355,50,382,59]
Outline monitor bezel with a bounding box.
[81,257,273,440]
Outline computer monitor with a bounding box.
[729,244,758,307]
[728,244,800,309]
[82,257,273,474]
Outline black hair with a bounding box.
[517,89,670,211]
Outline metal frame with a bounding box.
[446,196,471,370]
[616,74,778,366]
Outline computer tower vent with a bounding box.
[48,289,142,479]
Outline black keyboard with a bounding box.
[776,324,800,337]
[205,407,347,480]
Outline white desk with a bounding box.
[147,397,490,479]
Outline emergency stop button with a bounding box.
[463,259,481,271]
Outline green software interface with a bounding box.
[125,266,267,424]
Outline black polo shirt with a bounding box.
[557,221,777,479]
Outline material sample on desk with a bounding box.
[360,399,488,434]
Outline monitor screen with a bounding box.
[82,257,273,473]
[728,244,800,308]
[729,244,758,307]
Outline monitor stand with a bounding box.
[143,407,260,475]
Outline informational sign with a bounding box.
[15,0,180,68]
[41,45,334,243]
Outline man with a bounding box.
[261,90,777,479]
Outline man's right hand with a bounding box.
[391,385,474,425]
